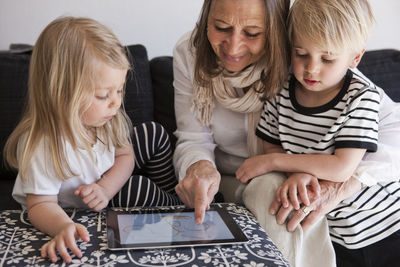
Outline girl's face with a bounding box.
[82,62,127,128]
[207,0,266,72]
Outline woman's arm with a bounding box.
[173,33,217,181]
[27,194,90,263]
[172,33,220,223]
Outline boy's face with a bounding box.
[82,62,127,128]
[291,34,363,94]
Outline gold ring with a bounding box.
[301,206,311,215]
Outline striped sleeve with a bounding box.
[256,97,281,145]
[335,83,380,152]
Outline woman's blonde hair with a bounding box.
[288,0,374,53]
[4,16,132,181]
[191,0,290,100]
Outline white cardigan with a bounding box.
[173,31,250,181]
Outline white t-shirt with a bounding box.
[12,137,115,209]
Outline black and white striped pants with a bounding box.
[109,121,181,207]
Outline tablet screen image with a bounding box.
[106,207,248,250]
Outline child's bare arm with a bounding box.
[75,144,135,210]
[26,194,90,263]
[235,141,284,183]
[267,148,367,182]
[263,140,285,154]
[96,144,135,196]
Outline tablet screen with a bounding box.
[106,207,248,250]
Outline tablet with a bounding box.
[106,206,248,250]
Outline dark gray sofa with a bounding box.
[0,45,399,210]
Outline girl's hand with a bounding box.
[75,183,110,211]
[276,173,320,210]
[236,155,270,183]
[40,222,90,263]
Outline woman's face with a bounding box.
[207,0,266,72]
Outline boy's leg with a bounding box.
[242,172,336,267]
[132,121,178,194]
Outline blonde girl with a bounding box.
[4,17,179,263]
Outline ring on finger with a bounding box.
[301,205,312,215]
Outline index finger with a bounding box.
[65,235,82,260]
[286,208,307,232]
[193,184,209,224]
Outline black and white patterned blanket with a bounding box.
[0,203,290,267]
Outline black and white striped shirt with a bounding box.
[328,180,400,248]
[256,69,400,248]
[256,70,380,155]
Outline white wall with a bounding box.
[0,0,399,59]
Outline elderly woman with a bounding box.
[172,0,400,266]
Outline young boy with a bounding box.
[237,1,400,266]
[236,0,378,209]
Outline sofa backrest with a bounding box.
[150,56,177,147]
[1,47,400,181]
[0,51,30,180]
[358,49,400,102]
[0,44,154,181]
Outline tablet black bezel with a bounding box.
[106,206,248,250]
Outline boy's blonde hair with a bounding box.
[4,17,132,181]
[288,0,374,53]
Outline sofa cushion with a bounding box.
[0,51,30,180]
[125,45,154,126]
[358,49,400,102]
[0,44,153,181]
[150,56,177,147]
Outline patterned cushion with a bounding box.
[0,203,290,266]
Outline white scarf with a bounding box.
[192,62,265,156]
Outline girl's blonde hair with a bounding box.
[288,0,374,53]
[4,16,132,181]
[191,0,290,100]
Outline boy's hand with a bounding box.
[276,173,320,210]
[75,183,110,211]
[236,155,270,183]
[41,222,90,263]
